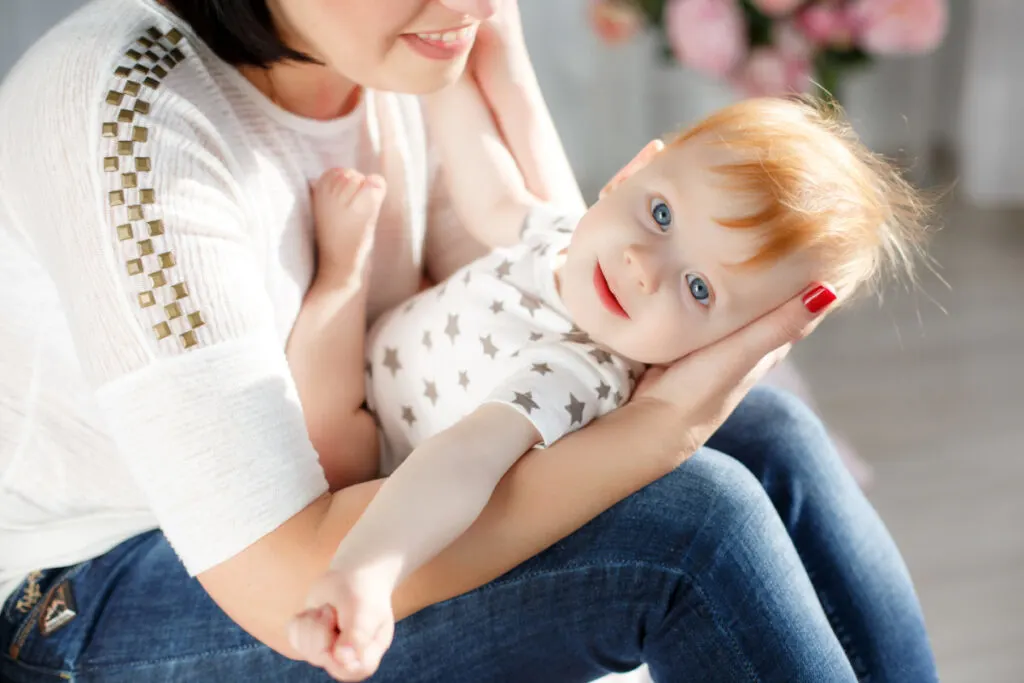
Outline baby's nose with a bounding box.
[624,246,660,294]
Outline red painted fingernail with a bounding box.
[802,284,836,314]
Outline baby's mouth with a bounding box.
[594,262,629,319]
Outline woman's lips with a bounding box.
[401,25,476,61]
[594,263,629,319]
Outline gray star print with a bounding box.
[552,216,573,233]
[401,406,417,426]
[596,382,611,400]
[424,380,439,406]
[562,326,591,344]
[458,370,470,390]
[404,300,415,314]
[520,294,542,317]
[565,393,585,425]
[614,390,623,405]
[512,391,539,414]
[490,300,504,314]
[589,348,614,365]
[628,368,638,385]
[383,347,402,376]
[529,332,544,342]
[531,362,553,376]
[422,330,432,350]
[445,314,460,344]
[495,259,512,278]
[463,271,472,285]
[480,334,500,359]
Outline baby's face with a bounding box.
[559,138,816,365]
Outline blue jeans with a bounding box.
[0,387,936,682]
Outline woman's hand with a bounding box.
[634,283,837,458]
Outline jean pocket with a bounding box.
[2,565,84,664]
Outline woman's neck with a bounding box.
[240,62,362,121]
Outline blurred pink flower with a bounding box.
[775,20,814,60]
[851,0,948,55]
[751,0,804,17]
[590,0,644,46]
[796,1,857,48]
[665,0,747,77]
[732,47,812,97]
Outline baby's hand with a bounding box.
[311,168,386,286]
[288,569,396,681]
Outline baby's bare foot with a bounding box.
[312,168,386,283]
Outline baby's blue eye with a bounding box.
[650,198,672,230]
[686,274,711,306]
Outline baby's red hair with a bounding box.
[669,97,929,299]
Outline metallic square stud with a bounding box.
[121,172,137,188]
[187,311,205,328]
[152,65,167,79]
[108,190,125,207]
[181,330,198,349]
[125,49,143,61]
[170,48,185,63]
[132,126,148,143]
[138,291,156,307]
[134,100,150,115]
[127,205,143,221]
[157,252,175,269]
[114,66,131,78]
[135,157,151,172]
[144,50,159,62]
[167,29,184,44]
[149,270,167,288]
[147,219,164,236]
[147,27,162,40]
[153,321,171,340]
[138,239,154,256]
[116,224,133,241]
[172,282,188,299]
[132,64,149,75]
[103,157,119,172]
[102,122,118,138]
[162,54,176,68]
[126,259,144,275]
[124,81,141,96]
[105,90,123,106]
[117,109,134,123]
[140,189,155,204]
[165,302,183,319]
[138,37,154,49]
[143,77,159,90]
[117,141,134,156]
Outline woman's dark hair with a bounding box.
[166,0,317,67]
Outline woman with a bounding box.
[0,0,935,681]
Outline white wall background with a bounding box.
[0,0,1017,204]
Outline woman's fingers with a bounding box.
[642,283,836,411]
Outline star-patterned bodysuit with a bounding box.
[366,206,645,476]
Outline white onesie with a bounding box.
[366,206,645,475]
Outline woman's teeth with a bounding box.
[415,26,475,44]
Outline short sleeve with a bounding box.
[481,343,634,447]
[0,32,327,574]
[519,203,582,241]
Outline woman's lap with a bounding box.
[0,387,934,683]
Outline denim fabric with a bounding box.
[0,387,937,683]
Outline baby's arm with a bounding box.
[424,75,539,248]
[287,169,385,490]
[306,403,540,668]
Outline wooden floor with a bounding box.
[794,196,1024,682]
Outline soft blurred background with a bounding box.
[3,0,1022,681]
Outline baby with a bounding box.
[286,84,926,676]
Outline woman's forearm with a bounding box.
[477,41,586,214]
[199,399,681,656]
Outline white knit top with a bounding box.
[0,0,485,604]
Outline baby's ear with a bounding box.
[599,140,665,199]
